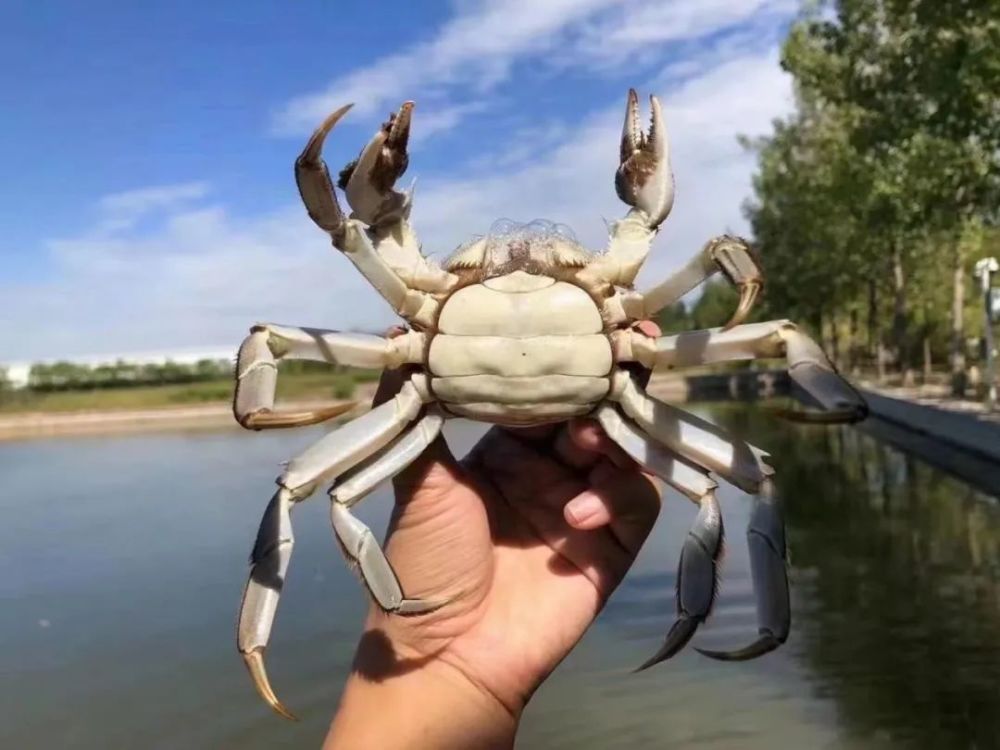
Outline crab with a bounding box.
[232,90,868,719]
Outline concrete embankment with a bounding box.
[856,389,1000,496]
[652,369,1000,496]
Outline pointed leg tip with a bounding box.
[325,401,358,419]
[271,700,300,722]
[722,281,761,332]
[767,406,865,425]
[394,595,451,616]
[633,617,700,673]
[695,634,782,662]
[243,649,299,721]
[632,646,678,674]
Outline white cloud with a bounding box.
[98,182,210,216]
[1,199,396,361]
[410,48,793,286]
[94,181,210,234]
[3,44,792,362]
[274,0,619,132]
[409,101,493,146]
[568,0,798,67]
[272,0,795,135]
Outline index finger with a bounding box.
[552,418,636,472]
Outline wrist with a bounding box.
[326,630,519,750]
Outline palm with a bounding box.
[362,426,658,714]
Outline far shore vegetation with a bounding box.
[0,359,377,415]
[710,0,1000,397]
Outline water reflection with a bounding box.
[719,408,1000,750]
[1,411,998,749]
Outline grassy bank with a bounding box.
[0,370,379,414]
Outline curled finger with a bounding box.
[552,418,637,471]
[564,468,660,554]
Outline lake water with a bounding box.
[3,408,999,749]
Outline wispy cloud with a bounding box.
[274,0,618,132]
[568,0,798,67]
[94,181,211,234]
[3,41,791,362]
[3,197,386,360]
[409,101,493,146]
[272,0,794,135]
[410,48,793,282]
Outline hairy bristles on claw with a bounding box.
[336,160,358,191]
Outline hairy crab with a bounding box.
[232,90,867,719]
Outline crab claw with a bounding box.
[696,485,789,662]
[338,101,414,226]
[616,89,675,230]
[637,490,723,670]
[295,103,354,242]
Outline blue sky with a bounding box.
[1,0,798,362]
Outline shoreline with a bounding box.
[5,374,998,456]
[0,392,373,442]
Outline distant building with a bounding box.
[2,346,236,389]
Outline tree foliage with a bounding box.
[745,0,1000,378]
[27,358,233,392]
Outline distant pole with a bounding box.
[975,258,999,409]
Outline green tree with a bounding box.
[655,301,692,334]
[746,0,1000,387]
[690,280,743,331]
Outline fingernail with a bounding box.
[566,493,603,525]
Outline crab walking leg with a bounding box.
[295,105,455,328]
[238,487,298,720]
[599,404,788,664]
[616,320,868,422]
[329,409,447,613]
[610,235,763,331]
[608,372,771,493]
[237,377,430,719]
[697,479,790,662]
[597,406,723,665]
[234,324,424,429]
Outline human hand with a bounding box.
[326,332,662,749]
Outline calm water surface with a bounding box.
[2,409,999,749]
